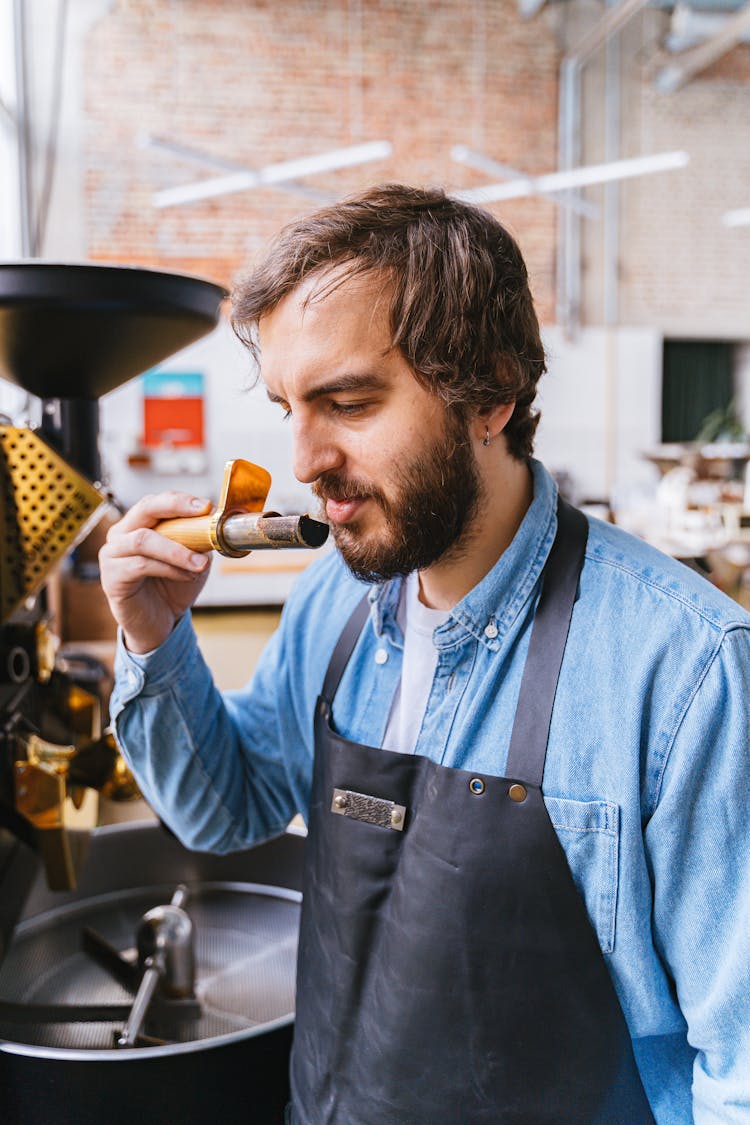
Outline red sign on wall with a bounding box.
[142,371,205,448]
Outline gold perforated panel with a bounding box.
[0,426,106,624]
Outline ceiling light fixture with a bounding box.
[451,145,599,218]
[453,150,690,205]
[153,140,392,209]
[722,208,750,228]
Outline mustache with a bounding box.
[312,474,379,504]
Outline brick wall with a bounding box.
[81,1,750,335]
[618,72,750,335]
[82,0,561,322]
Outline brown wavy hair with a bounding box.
[232,183,545,460]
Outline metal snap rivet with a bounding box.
[484,621,499,639]
[333,794,347,809]
[391,809,403,826]
[374,648,388,665]
[469,777,486,795]
[508,783,527,803]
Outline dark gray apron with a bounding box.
[289,501,655,1124]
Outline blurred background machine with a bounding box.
[0,263,303,1123]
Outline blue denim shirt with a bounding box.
[111,460,750,1124]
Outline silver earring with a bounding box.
[483,426,491,447]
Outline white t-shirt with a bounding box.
[382,570,450,755]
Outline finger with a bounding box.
[103,526,210,574]
[111,556,211,587]
[112,492,212,534]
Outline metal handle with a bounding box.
[117,958,162,1048]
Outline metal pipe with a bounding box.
[568,0,649,68]
[220,512,329,553]
[40,396,101,484]
[603,29,621,329]
[12,0,33,256]
[603,26,622,497]
[556,58,581,332]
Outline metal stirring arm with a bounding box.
[117,955,164,1048]
[115,884,198,1049]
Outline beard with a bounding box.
[312,410,485,583]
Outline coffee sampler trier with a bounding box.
[155,456,328,556]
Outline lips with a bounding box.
[325,498,368,524]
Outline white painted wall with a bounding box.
[535,325,663,506]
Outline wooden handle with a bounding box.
[155,515,214,552]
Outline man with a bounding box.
[100,185,750,1123]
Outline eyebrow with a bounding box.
[266,373,389,406]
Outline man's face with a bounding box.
[259,269,484,582]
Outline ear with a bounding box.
[474,402,515,445]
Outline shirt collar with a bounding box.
[369,459,558,651]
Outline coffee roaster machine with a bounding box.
[0,264,306,1123]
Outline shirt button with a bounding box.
[374,648,389,665]
[484,621,498,639]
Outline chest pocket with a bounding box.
[544,795,619,954]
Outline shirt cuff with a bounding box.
[113,612,198,703]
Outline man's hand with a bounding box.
[99,492,212,654]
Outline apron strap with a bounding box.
[320,498,589,788]
[320,594,371,705]
[505,499,589,787]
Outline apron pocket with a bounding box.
[544,795,619,954]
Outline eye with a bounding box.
[329,400,370,417]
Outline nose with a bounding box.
[292,418,344,485]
